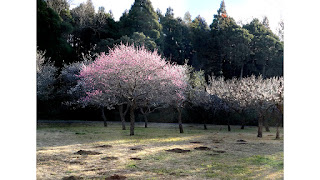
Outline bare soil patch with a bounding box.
[130,147,143,151]
[236,139,248,144]
[65,160,83,164]
[105,174,127,180]
[165,148,191,153]
[62,176,83,180]
[212,150,226,153]
[194,146,211,151]
[101,156,119,160]
[95,144,113,148]
[237,139,247,142]
[74,150,102,155]
[212,139,223,143]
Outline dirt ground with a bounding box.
[37,121,283,180]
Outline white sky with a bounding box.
[70,0,283,33]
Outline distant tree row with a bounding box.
[37,0,283,79]
[37,44,283,137]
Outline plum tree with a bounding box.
[37,50,57,101]
[78,44,188,135]
[208,75,283,136]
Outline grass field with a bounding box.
[37,121,283,180]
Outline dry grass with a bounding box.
[37,121,283,179]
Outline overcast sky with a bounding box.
[69,0,284,33]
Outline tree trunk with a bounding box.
[101,106,107,127]
[227,112,231,131]
[240,62,244,79]
[177,107,184,133]
[204,123,207,130]
[240,113,245,129]
[264,117,270,132]
[257,114,263,138]
[276,123,280,139]
[140,108,148,128]
[202,112,207,130]
[129,102,135,136]
[262,63,266,79]
[143,113,148,128]
[119,105,126,130]
[276,114,283,139]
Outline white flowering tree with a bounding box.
[207,76,243,131]
[208,75,283,137]
[248,76,283,137]
[37,50,58,101]
[78,44,188,135]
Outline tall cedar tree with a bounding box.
[119,0,161,40]
[209,0,241,78]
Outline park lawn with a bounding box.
[37,121,283,180]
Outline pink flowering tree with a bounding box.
[162,64,189,133]
[78,44,188,135]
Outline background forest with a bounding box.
[37,0,283,126]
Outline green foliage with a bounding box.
[189,69,206,89]
[37,0,76,67]
[119,0,161,40]
[243,18,283,78]
[160,8,193,64]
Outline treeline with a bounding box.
[37,0,283,79]
[37,0,283,127]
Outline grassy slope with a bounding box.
[37,122,283,180]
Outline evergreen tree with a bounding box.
[183,11,192,25]
[37,0,76,67]
[208,0,240,78]
[160,8,192,64]
[243,18,283,78]
[119,0,161,40]
[189,15,210,69]
[70,0,119,56]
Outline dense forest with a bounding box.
[37,0,283,128]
